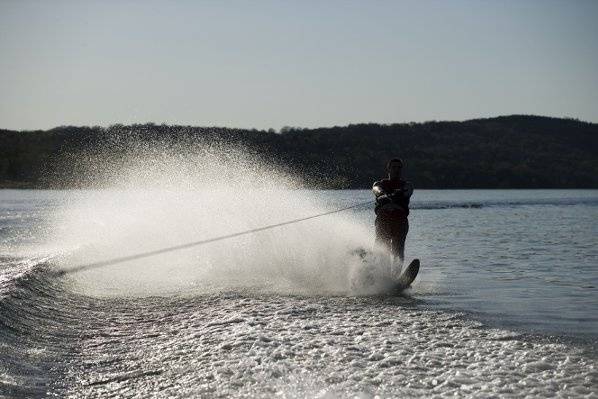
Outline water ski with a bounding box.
[393,258,419,291]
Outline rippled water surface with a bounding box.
[1,189,597,398]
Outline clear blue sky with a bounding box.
[1,0,597,130]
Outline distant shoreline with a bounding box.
[2,115,597,190]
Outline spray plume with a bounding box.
[42,137,389,296]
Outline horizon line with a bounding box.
[1,113,595,133]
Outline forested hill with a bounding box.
[1,115,597,189]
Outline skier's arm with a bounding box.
[373,182,392,206]
[392,181,413,198]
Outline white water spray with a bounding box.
[43,141,390,296]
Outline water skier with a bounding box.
[372,158,413,272]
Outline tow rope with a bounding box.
[54,200,372,276]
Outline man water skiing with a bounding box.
[372,158,413,272]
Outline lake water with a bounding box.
[1,189,597,397]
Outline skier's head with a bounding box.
[386,158,403,179]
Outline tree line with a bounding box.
[1,115,597,189]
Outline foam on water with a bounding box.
[34,294,598,398]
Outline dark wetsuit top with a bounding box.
[373,178,412,218]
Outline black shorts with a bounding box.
[375,216,409,241]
